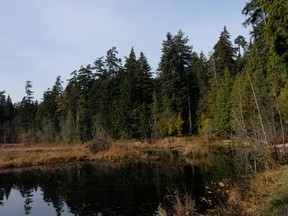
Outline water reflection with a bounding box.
[0,148,242,215]
[0,188,71,216]
[0,161,206,216]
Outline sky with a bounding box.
[0,0,250,103]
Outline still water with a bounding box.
[0,149,241,215]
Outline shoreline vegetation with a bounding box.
[0,137,210,169]
[1,137,288,215]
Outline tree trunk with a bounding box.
[188,94,192,134]
[247,71,268,145]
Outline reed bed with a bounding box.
[0,137,237,169]
[0,143,89,169]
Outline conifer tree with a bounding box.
[19,81,37,133]
[118,48,139,138]
[242,0,288,143]
[158,30,193,135]
[212,68,232,138]
[0,91,6,142]
[211,26,237,85]
[136,52,153,139]
[191,52,209,129]
[92,47,122,138]
[206,28,237,137]
[35,76,63,132]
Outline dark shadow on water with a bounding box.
[0,148,248,215]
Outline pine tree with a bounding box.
[92,47,122,138]
[3,95,15,143]
[118,48,139,138]
[136,52,153,139]
[0,91,6,142]
[242,0,266,40]
[157,30,193,135]
[19,81,37,133]
[212,68,233,138]
[35,76,64,142]
[191,52,209,131]
[211,26,237,84]
[242,0,288,143]
[0,91,6,124]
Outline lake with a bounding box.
[0,148,244,215]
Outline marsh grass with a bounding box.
[0,140,151,168]
[92,141,139,161]
[0,143,89,169]
[159,191,196,216]
[0,137,234,169]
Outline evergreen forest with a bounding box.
[1,0,288,144]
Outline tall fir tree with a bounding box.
[212,68,233,138]
[210,26,237,86]
[157,30,193,135]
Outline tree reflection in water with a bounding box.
[0,150,240,215]
[0,161,203,215]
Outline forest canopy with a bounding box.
[1,0,288,144]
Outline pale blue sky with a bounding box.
[0,0,250,102]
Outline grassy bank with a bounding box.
[0,143,89,169]
[209,164,288,216]
[242,164,288,215]
[0,137,212,169]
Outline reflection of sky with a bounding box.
[0,188,72,216]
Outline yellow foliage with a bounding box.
[156,113,184,137]
[198,113,212,136]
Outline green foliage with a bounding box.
[278,84,288,124]
[158,30,195,134]
[19,81,38,133]
[0,92,16,143]
[212,68,233,138]
[261,0,288,66]
[234,35,248,56]
[117,48,153,139]
[206,27,237,138]
[191,52,209,131]
[212,27,237,80]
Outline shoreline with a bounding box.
[0,137,211,169]
[1,137,288,215]
[0,136,285,170]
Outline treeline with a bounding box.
[1,0,288,144]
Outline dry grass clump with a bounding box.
[149,136,209,149]
[92,141,140,161]
[159,191,196,216]
[149,137,188,149]
[172,192,196,216]
[204,186,249,216]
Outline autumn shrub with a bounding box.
[156,110,184,137]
